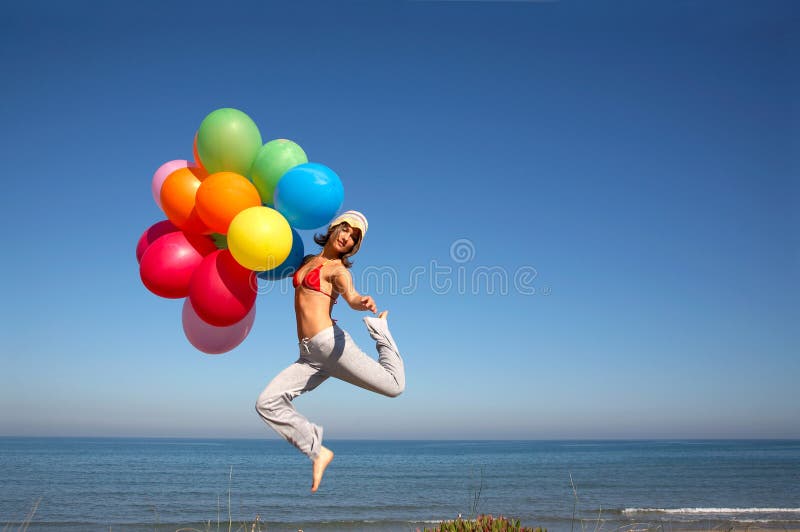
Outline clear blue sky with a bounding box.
[1,0,797,439]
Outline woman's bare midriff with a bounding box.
[295,289,337,340]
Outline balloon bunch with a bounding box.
[136,108,345,354]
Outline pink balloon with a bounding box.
[188,249,257,327]
[182,299,255,354]
[135,220,179,263]
[152,160,190,210]
[139,231,217,299]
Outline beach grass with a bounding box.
[419,514,545,532]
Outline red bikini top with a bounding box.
[293,259,337,302]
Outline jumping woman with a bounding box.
[255,211,405,492]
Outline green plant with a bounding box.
[419,514,546,532]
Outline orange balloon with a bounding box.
[196,172,262,234]
[160,166,210,234]
[193,132,206,172]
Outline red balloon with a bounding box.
[182,299,256,355]
[135,220,179,263]
[189,249,257,326]
[139,231,217,299]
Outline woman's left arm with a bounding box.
[332,266,377,313]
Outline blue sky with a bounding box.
[0,0,797,439]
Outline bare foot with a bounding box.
[378,310,389,320]
[311,446,334,492]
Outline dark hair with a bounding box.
[312,223,361,268]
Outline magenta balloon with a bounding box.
[135,220,179,263]
[188,249,257,327]
[182,299,255,354]
[152,160,190,210]
[139,231,217,299]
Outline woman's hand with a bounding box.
[356,295,377,314]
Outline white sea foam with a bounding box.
[623,508,800,515]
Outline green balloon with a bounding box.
[196,108,263,176]
[250,139,309,205]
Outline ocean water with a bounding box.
[1,439,799,531]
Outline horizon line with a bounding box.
[2,435,798,442]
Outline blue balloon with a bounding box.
[257,228,305,281]
[274,163,344,229]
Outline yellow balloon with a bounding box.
[228,206,293,271]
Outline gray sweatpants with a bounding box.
[255,317,405,460]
